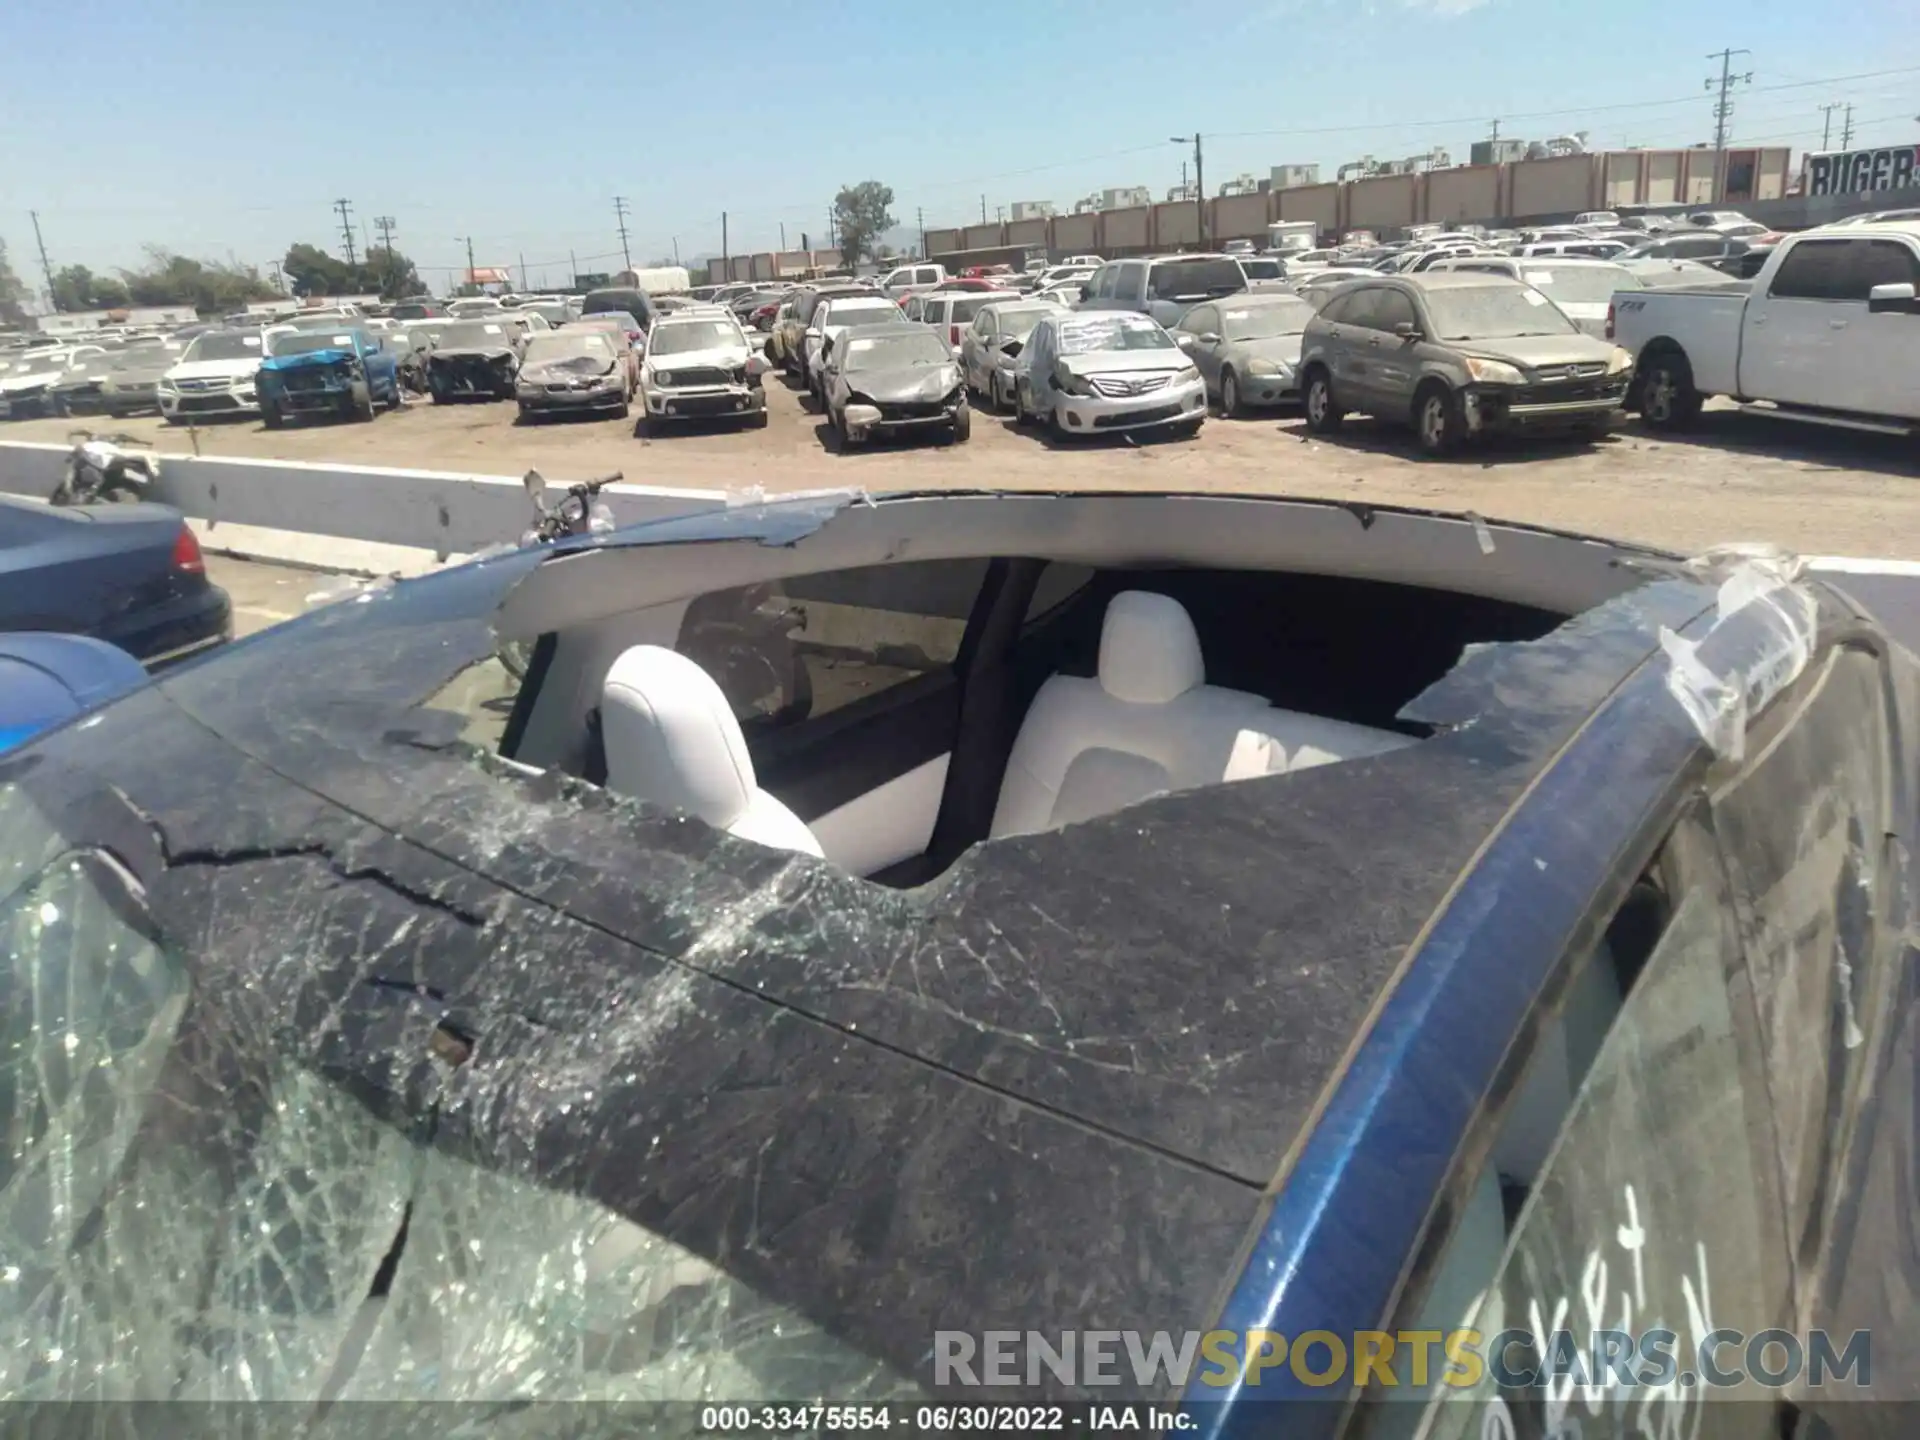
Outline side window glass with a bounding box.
[1396,808,1794,1436]
[1183,305,1214,335]
[674,559,990,739]
[1343,289,1385,330]
[1769,240,1851,300]
[1854,240,1919,294]
[919,268,939,285]
[1374,291,1418,330]
[1118,266,1147,304]
[1708,648,1887,1280]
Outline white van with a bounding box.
[881,263,947,300]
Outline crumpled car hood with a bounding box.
[850,366,959,402]
[523,355,616,381]
[431,346,516,362]
[1060,349,1189,377]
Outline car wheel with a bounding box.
[950,402,972,443]
[1413,382,1463,456]
[614,397,630,419]
[1221,369,1246,419]
[516,403,534,424]
[1637,350,1702,430]
[750,407,769,429]
[353,386,376,422]
[1046,404,1068,441]
[1303,369,1344,433]
[261,402,285,430]
[429,384,448,405]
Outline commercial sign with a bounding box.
[1805,143,1920,196]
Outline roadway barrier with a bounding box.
[0,441,734,572]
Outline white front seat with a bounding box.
[990,591,1416,839]
[601,645,824,857]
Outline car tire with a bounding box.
[1637,350,1702,430]
[262,403,285,430]
[750,407,769,429]
[516,403,534,424]
[429,385,448,405]
[1303,368,1344,433]
[386,384,404,411]
[950,403,972,443]
[353,386,376,422]
[1046,404,1068,442]
[1413,382,1463,457]
[1221,369,1247,418]
[162,413,185,426]
[614,397,630,420]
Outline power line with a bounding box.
[333,197,357,268]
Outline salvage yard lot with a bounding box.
[10,373,1918,558]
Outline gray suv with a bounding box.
[1077,254,1249,328]
[1296,273,1634,456]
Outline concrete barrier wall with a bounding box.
[1104,205,1150,252]
[1600,153,1643,208]
[1511,155,1596,217]
[1645,152,1683,204]
[1006,217,1047,248]
[1052,212,1099,253]
[1212,192,1270,242]
[1278,183,1342,231]
[0,443,730,565]
[1154,200,1199,249]
[926,228,963,256]
[1347,174,1418,232]
[962,223,1003,251]
[1426,165,1500,225]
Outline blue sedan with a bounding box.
[0,491,1913,1436]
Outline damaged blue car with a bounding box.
[0,492,1916,1439]
[255,326,402,427]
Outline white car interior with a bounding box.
[990,591,1414,838]
[601,645,824,857]
[487,495,1645,886]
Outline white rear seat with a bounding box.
[601,645,824,856]
[990,591,1416,839]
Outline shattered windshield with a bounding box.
[182,331,263,362]
[0,785,917,1408]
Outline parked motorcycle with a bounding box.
[498,468,620,679]
[50,431,161,506]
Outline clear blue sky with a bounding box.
[4,0,1916,290]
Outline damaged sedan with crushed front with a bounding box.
[425,319,522,403]
[2,490,1916,1435]
[822,324,970,446]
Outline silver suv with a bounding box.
[1076,254,1249,328]
[1297,273,1633,456]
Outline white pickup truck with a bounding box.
[1608,221,1920,435]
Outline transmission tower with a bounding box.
[334,198,358,267]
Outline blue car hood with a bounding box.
[0,633,149,754]
[259,348,357,373]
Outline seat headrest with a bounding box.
[1098,591,1205,704]
[601,645,755,829]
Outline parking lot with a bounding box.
[9,374,1919,561]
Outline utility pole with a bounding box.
[334,197,358,268]
[455,236,476,291]
[373,215,398,296]
[980,193,987,223]
[996,205,1005,224]
[1817,102,1844,152]
[780,221,788,252]
[1840,104,1856,149]
[721,211,729,280]
[916,207,925,259]
[1704,48,1753,203]
[569,249,578,288]
[673,236,681,265]
[1171,133,1205,246]
[29,210,56,311]
[613,196,633,272]
[518,252,527,290]
[1490,118,1501,143]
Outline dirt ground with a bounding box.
[13,374,1919,558]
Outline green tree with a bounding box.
[0,238,29,325]
[120,246,277,314]
[282,242,353,298]
[363,245,423,299]
[50,264,130,312]
[833,181,896,269]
